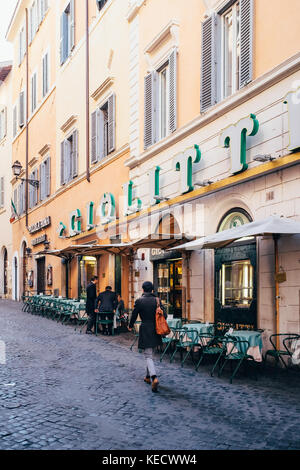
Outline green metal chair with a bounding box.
[264,333,300,369]
[218,337,257,384]
[95,311,115,336]
[160,323,182,362]
[195,333,226,376]
[74,305,89,333]
[169,328,199,367]
[130,321,141,350]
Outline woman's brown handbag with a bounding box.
[155,298,170,336]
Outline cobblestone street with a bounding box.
[0,300,299,451]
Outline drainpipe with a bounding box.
[85,0,90,182]
[25,8,29,227]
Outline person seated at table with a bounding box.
[85,276,98,335]
[95,286,118,335]
[116,294,128,330]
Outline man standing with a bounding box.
[128,281,166,393]
[85,276,98,334]
[95,286,118,335]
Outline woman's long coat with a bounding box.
[129,293,166,349]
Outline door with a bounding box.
[156,258,182,318]
[3,249,7,296]
[215,243,257,330]
[37,257,46,294]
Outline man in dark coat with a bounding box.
[95,286,118,335]
[85,276,98,334]
[128,281,166,393]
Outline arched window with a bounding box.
[156,214,181,235]
[217,208,252,232]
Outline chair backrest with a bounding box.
[181,328,199,344]
[269,333,300,352]
[283,334,300,356]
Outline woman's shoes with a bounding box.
[144,376,151,385]
[151,377,159,393]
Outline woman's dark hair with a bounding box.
[142,281,154,293]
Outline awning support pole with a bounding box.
[186,252,191,322]
[273,234,280,349]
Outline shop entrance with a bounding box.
[214,242,257,330]
[36,257,46,294]
[79,256,97,299]
[155,258,183,318]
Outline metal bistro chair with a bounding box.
[74,305,89,334]
[160,325,182,362]
[264,333,300,370]
[169,328,199,367]
[130,321,141,350]
[195,333,226,377]
[95,311,115,336]
[218,337,257,384]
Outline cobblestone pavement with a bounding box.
[0,300,300,451]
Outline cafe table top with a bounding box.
[184,323,214,335]
[167,318,182,329]
[225,330,263,351]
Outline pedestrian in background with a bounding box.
[95,286,118,335]
[85,276,98,335]
[128,281,166,393]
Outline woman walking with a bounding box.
[128,281,166,393]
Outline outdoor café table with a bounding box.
[167,318,182,329]
[183,322,215,350]
[225,330,263,362]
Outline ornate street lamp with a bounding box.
[12,161,39,188]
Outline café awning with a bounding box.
[173,216,300,250]
[130,233,193,250]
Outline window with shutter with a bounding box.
[29,173,33,209]
[19,91,25,128]
[72,131,78,178]
[239,0,253,88]
[46,157,51,197]
[60,141,65,185]
[60,2,75,65]
[91,110,98,163]
[108,93,116,154]
[144,72,156,149]
[31,72,37,113]
[169,49,177,134]
[14,189,18,216]
[201,14,217,112]
[42,52,49,97]
[0,108,6,140]
[13,106,17,138]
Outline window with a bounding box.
[29,169,39,208]
[222,1,240,99]
[42,51,49,97]
[60,0,75,65]
[144,49,177,149]
[29,0,48,43]
[19,91,25,128]
[19,26,26,65]
[18,181,26,215]
[31,72,37,113]
[0,177,4,208]
[219,259,254,308]
[13,105,17,138]
[39,157,50,201]
[200,0,253,111]
[0,108,7,140]
[61,130,78,185]
[91,93,115,164]
[13,188,18,216]
[96,0,109,12]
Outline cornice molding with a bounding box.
[38,144,50,157]
[91,76,114,101]
[144,20,180,56]
[126,0,146,23]
[60,115,78,133]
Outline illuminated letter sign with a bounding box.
[69,209,81,237]
[173,145,201,194]
[100,193,116,225]
[123,181,142,216]
[220,114,259,174]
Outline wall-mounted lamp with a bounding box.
[25,247,32,257]
[194,179,213,187]
[43,239,50,250]
[253,154,276,163]
[12,161,39,188]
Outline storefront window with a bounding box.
[157,259,182,317]
[218,210,250,232]
[80,256,97,298]
[219,259,254,308]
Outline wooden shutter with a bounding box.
[19,92,25,127]
[3,107,7,138]
[200,14,217,112]
[14,188,18,215]
[169,48,177,133]
[99,109,105,160]
[60,13,68,64]
[144,72,157,149]
[18,30,22,65]
[46,157,51,197]
[60,141,65,185]
[64,139,71,183]
[43,53,49,96]
[240,0,253,88]
[39,163,44,201]
[34,169,38,205]
[108,93,116,154]
[70,0,75,51]
[91,110,98,163]
[72,130,78,178]
[29,173,33,209]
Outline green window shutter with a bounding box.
[240,0,254,88]
[108,93,116,154]
[169,48,177,133]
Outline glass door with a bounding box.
[156,259,182,318]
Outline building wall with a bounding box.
[0,69,13,298]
